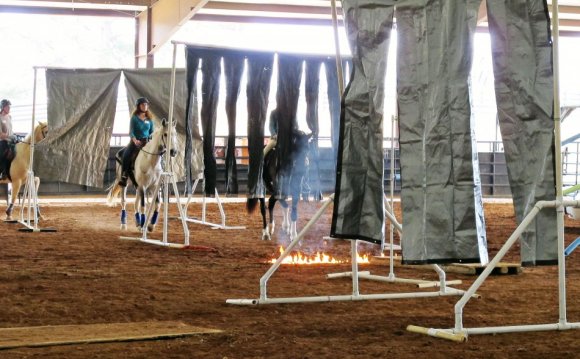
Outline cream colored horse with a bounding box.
[0,122,48,220]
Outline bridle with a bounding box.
[138,128,176,157]
[23,123,48,145]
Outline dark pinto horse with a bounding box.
[247,129,312,240]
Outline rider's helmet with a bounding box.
[135,97,150,107]
[0,99,11,111]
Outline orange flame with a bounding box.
[269,246,370,265]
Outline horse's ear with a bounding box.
[162,118,168,127]
[39,121,47,126]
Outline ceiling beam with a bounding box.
[204,1,342,16]
[192,12,343,26]
[148,0,209,54]
[0,5,137,16]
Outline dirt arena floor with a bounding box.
[1,196,580,358]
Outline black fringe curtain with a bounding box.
[324,58,352,187]
[246,52,274,199]
[275,54,304,197]
[184,49,202,195]
[486,0,557,266]
[200,51,222,196]
[305,59,323,200]
[223,53,245,195]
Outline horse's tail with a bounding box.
[106,182,121,206]
[246,198,259,214]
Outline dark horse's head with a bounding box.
[246,129,312,214]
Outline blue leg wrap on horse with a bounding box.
[121,209,127,224]
[140,213,146,227]
[151,211,159,225]
[135,213,140,226]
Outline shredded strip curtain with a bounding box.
[245,52,274,199]
[34,69,121,188]
[396,0,488,264]
[331,0,393,244]
[184,50,205,195]
[486,0,557,266]
[275,54,304,198]
[223,53,245,195]
[123,68,193,181]
[305,59,323,201]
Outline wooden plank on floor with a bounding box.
[370,256,522,275]
[0,321,222,350]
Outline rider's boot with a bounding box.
[118,172,128,187]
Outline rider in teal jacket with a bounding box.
[119,97,154,187]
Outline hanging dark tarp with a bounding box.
[246,52,274,199]
[184,48,205,194]
[223,53,245,195]
[275,54,304,197]
[199,51,222,196]
[34,69,121,188]
[486,0,557,266]
[305,59,323,201]
[123,68,192,180]
[396,0,488,264]
[330,0,394,244]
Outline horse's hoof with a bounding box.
[262,233,271,241]
[120,223,127,230]
[147,224,155,232]
[5,215,12,221]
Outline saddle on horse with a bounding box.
[116,138,149,187]
[0,136,19,180]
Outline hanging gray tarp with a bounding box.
[276,54,304,197]
[223,53,245,195]
[305,59,323,201]
[34,69,121,188]
[487,0,557,266]
[199,51,222,196]
[246,52,274,198]
[330,0,393,244]
[184,48,205,194]
[123,68,192,180]
[396,1,488,264]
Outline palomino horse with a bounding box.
[247,129,311,240]
[0,122,48,220]
[107,119,178,232]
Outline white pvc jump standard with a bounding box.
[14,67,56,233]
[408,1,580,342]
[119,43,189,248]
[328,195,463,289]
[181,177,245,230]
[226,194,467,306]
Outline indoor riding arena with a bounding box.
[1,1,580,358]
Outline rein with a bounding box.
[137,130,169,156]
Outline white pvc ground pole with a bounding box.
[120,42,189,248]
[226,194,467,305]
[408,1,580,341]
[181,177,245,230]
